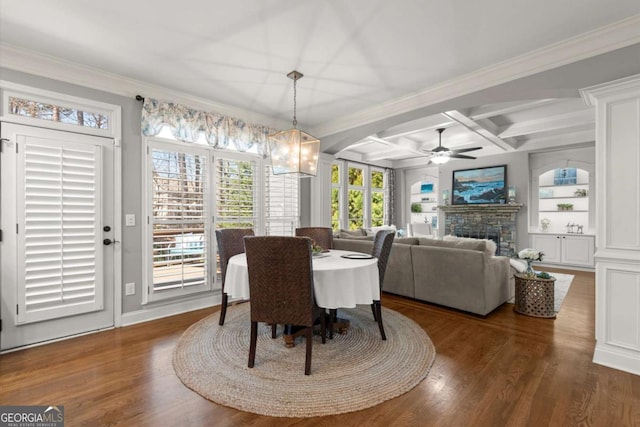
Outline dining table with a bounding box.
[225,249,380,346]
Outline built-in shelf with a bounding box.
[539,183,588,188]
[535,168,592,234]
[540,210,589,213]
[540,196,589,200]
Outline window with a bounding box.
[371,169,384,227]
[331,164,341,231]
[144,131,301,301]
[214,156,257,230]
[8,96,109,130]
[264,165,299,236]
[331,161,389,230]
[348,165,364,230]
[147,141,211,301]
[1,83,117,138]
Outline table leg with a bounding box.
[282,315,349,347]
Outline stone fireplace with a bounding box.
[439,204,523,256]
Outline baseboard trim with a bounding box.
[593,343,640,376]
[121,294,222,327]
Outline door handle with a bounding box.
[103,238,120,246]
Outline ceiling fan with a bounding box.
[424,128,482,165]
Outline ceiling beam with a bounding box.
[376,116,455,140]
[498,109,594,138]
[467,99,561,120]
[366,135,429,157]
[441,110,518,151]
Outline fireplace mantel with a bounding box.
[438,203,524,214]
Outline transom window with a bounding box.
[1,82,117,138]
[8,96,109,130]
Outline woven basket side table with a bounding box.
[513,273,556,318]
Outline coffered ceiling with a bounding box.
[1,1,639,168]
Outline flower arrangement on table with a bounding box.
[517,248,544,277]
[310,240,323,255]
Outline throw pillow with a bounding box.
[364,225,397,236]
[442,235,487,253]
[443,235,497,257]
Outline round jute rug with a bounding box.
[173,303,436,417]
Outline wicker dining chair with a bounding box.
[244,236,326,375]
[370,229,395,340]
[295,227,334,250]
[215,228,255,326]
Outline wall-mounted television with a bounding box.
[452,165,507,205]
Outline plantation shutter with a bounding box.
[150,147,209,297]
[264,165,299,236]
[16,139,103,324]
[214,157,257,229]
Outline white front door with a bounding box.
[1,123,115,350]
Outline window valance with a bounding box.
[141,97,275,156]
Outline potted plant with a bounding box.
[411,202,423,213]
[557,203,574,211]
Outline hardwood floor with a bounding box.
[2,268,639,426]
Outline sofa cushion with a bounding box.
[340,235,374,241]
[335,228,365,238]
[419,235,487,253]
[393,237,419,245]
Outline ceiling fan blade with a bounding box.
[450,147,482,154]
[450,154,477,160]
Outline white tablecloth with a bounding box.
[225,249,380,309]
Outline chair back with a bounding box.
[411,222,433,237]
[215,228,255,288]
[295,227,333,250]
[244,236,315,327]
[371,229,395,287]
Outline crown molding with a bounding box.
[311,15,640,138]
[580,73,640,105]
[0,43,290,130]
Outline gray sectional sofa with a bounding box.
[333,235,511,316]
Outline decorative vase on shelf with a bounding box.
[540,218,550,232]
[525,260,535,278]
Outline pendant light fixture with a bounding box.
[268,71,320,176]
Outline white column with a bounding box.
[582,74,640,376]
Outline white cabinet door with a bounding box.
[561,235,595,267]
[530,233,595,267]
[530,234,562,263]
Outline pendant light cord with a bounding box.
[292,77,298,129]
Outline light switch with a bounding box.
[125,282,135,296]
[125,214,135,226]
